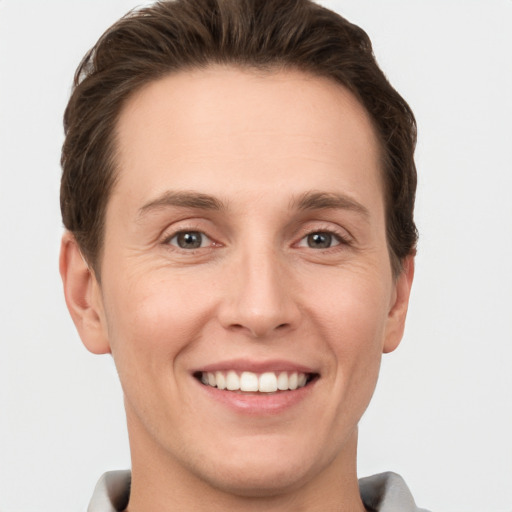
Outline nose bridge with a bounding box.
[220,238,298,338]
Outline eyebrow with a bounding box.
[291,191,370,218]
[137,189,369,220]
[137,190,226,220]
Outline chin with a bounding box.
[200,459,314,498]
[183,436,334,499]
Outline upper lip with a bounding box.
[193,358,319,375]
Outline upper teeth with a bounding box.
[201,371,308,393]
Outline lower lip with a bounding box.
[195,378,317,415]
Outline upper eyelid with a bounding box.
[162,231,221,255]
[158,220,353,245]
[164,229,214,246]
[168,230,210,240]
[160,219,214,240]
[295,231,350,249]
[301,226,350,237]
[295,222,353,242]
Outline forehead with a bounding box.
[111,66,383,212]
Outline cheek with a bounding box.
[103,271,216,368]
[101,272,216,433]
[319,291,386,389]
[311,267,392,350]
[309,270,390,404]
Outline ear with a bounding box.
[59,231,111,354]
[383,255,415,354]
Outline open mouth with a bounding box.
[194,370,318,393]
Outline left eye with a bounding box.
[167,231,211,249]
[298,232,341,249]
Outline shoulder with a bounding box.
[359,472,431,512]
[87,470,131,512]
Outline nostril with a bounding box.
[227,321,290,338]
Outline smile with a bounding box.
[196,370,316,393]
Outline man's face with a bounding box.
[79,67,412,495]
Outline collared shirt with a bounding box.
[87,470,430,512]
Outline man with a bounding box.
[59,0,426,510]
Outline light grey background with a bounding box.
[1,1,511,511]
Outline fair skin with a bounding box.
[60,66,414,512]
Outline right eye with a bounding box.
[300,232,340,249]
[167,231,212,250]
[296,230,346,249]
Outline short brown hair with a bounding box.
[61,0,418,277]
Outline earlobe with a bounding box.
[383,256,415,354]
[59,232,111,355]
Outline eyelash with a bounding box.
[296,228,352,250]
[161,225,352,252]
[163,228,217,251]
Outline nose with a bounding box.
[218,245,301,339]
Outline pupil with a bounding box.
[308,232,331,248]
[178,231,202,249]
